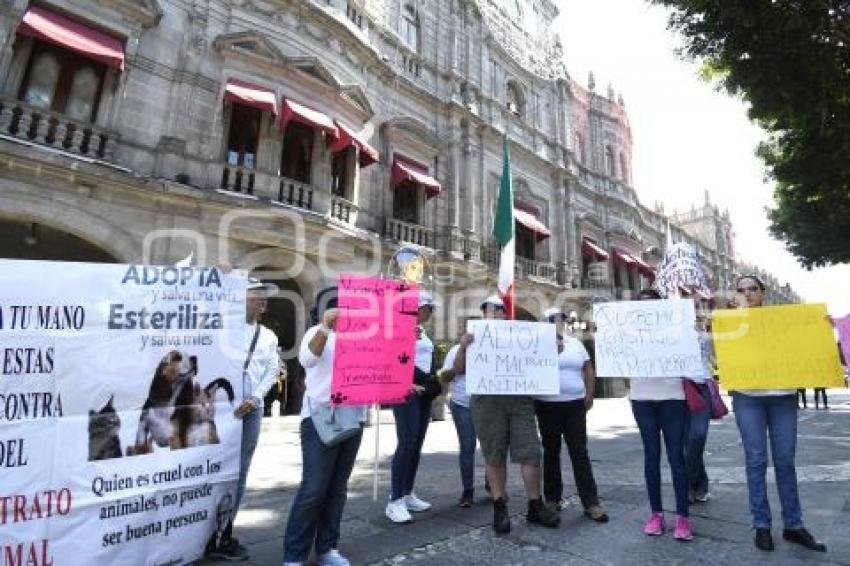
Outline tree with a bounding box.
[650,0,850,267]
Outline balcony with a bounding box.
[0,98,118,159]
[330,195,358,224]
[217,163,321,213]
[581,277,611,290]
[480,244,556,283]
[385,218,433,247]
[517,256,557,282]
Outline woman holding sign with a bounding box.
[283,290,366,566]
[728,275,826,553]
[534,307,608,523]
[385,291,440,523]
[630,289,693,541]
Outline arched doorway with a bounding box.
[258,276,306,416]
[0,220,117,262]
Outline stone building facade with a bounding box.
[0,0,762,403]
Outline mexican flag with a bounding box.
[494,135,515,319]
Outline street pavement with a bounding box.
[200,390,850,565]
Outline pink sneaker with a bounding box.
[643,512,665,536]
[674,516,694,541]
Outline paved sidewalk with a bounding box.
[200,390,850,565]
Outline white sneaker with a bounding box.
[404,492,432,512]
[385,498,413,523]
[317,549,351,566]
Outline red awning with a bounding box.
[224,79,278,116]
[392,158,441,198]
[280,99,337,136]
[582,238,609,261]
[613,248,638,267]
[328,121,379,167]
[631,254,655,277]
[18,6,125,70]
[513,208,551,240]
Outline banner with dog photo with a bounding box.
[0,259,246,566]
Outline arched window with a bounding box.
[506,81,525,117]
[605,146,616,177]
[400,5,420,52]
[66,67,100,122]
[22,52,60,109]
[619,152,629,183]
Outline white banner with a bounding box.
[0,259,246,566]
[593,299,702,378]
[465,320,559,395]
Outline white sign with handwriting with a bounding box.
[594,298,703,378]
[465,320,559,395]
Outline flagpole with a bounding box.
[372,402,380,501]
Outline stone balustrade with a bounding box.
[0,98,118,159]
[385,218,433,247]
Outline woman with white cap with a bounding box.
[385,290,440,523]
[534,307,608,523]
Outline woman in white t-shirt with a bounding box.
[439,342,478,507]
[534,308,608,523]
[728,275,826,553]
[629,289,692,541]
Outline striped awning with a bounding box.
[224,79,278,116]
[391,158,441,198]
[328,120,379,167]
[18,6,125,70]
[582,238,609,261]
[513,208,551,240]
[280,99,337,136]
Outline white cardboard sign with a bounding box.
[465,320,559,395]
[593,298,703,378]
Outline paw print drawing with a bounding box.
[398,352,411,365]
[330,392,347,405]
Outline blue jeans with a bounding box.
[631,400,689,517]
[283,417,363,561]
[391,395,431,500]
[450,401,476,494]
[731,393,803,529]
[234,405,262,514]
[685,383,711,497]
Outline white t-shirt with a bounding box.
[415,328,434,373]
[244,322,280,407]
[630,377,686,401]
[297,325,369,420]
[442,345,469,407]
[536,337,591,403]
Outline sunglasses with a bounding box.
[737,286,761,293]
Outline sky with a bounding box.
[556,0,849,316]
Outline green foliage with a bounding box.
[651,0,850,267]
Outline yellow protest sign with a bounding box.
[712,303,844,390]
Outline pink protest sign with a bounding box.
[837,315,850,366]
[331,274,419,405]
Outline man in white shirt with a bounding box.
[211,277,280,561]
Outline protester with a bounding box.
[386,291,439,523]
[282,289,366,566]
[813,388,828,409]
[439,340,478,507]
[210,277,281,561]
[630,288,693,541]
[454,295,560,534]
[796,389,808,409]
[534,307,608,522]
[729,275,826,553]
[684,303,717,505]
